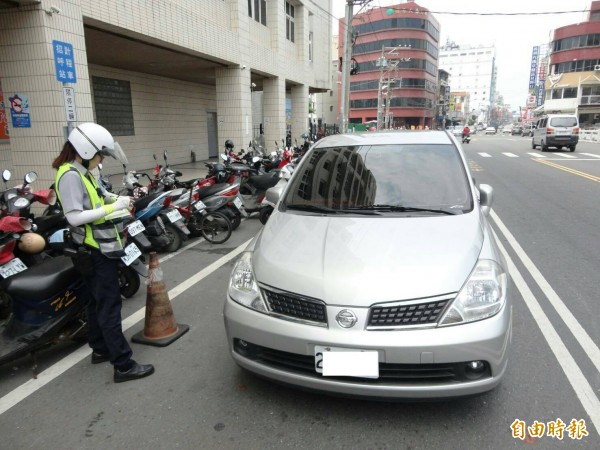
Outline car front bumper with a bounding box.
[223,297,512,399]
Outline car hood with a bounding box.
[253,211,484,306]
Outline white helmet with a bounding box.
[68,123,128,164]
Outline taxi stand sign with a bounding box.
[52,40,77,83]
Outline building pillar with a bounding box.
[262,76,286,151]
[290,84,308,142]
[215,66,252,154]
[0,1,91,186]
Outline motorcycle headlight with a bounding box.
[439,260,507,326]
[228,252,268,313]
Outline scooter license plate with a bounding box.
[127,220,145,237]
[194,200,207,211]
[233,197,243,209]
[166,209,183,223]
[0,257,28,279]
[120,243,142,266]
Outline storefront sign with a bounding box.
[529,46,539,90]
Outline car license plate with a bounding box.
[194,200,206,211]
[233,197,243,209]
[120,243,142,266]
[0,257,28,279]
[127,220,145,237]
[314,345,379,378]
[166,209,183,223]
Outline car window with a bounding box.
[283,144,473,214]
[549,117,577,127]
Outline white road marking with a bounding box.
[579,153,600,158]
[492,223,600,436]
[552,153,577,158]
[527,153,546,158]
[502,153,518,158]
[478,153,492,157]
[0,239,252,416]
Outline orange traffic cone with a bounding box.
[132,252,189,346]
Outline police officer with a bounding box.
[52,123,154,383]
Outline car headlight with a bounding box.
[228,252,268,313]
[439,260,507,326]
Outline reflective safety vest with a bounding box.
[55,163,125,258]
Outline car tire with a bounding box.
[531,139,536,149]
[541,140,548,152]
[570,145,576,152]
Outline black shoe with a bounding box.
[91,352,110,364]
[114,362,155,383]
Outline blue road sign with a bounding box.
[52,40,77,83]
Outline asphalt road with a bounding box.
[1,135,599,449]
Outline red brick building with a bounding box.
[339,2,440,128]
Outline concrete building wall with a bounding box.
[0,0,332,187]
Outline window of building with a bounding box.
[330,106,334,112]
[286,1,295,42]
[92,76,134,136]
[249,0,267,26]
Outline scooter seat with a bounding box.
[198,183,231,200]
[0,255,79,300]
[247,173,280,191]
[133,192,162,211]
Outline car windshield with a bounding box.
[282,144,473,215]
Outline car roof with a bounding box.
[313,131,454,148]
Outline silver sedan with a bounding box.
[224,131,512,399]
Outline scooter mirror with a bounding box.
[24,171,38,184]
[2,169,11,183]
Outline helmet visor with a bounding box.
[99,142,129,165]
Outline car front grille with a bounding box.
[368,298,451,328]
[233,339,491,384]
[262,288,327,324]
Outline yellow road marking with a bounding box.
[533,158,600,183]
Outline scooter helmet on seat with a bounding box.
[68,123,128,165]
[18,232,46,254]
[225,139,234,150]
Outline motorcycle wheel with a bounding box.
[118,265,141,299]
[162,223,182,252]
[200,212,232,244]
[259,206,273,225]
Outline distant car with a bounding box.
[450,126,463,137]
[485,126,497,135]
[511,126,523,136]
[502,125,512,134]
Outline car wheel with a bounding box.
[531,139,536,149]
[570,145,576,152]
[541,140,548,152]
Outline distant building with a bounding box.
[338,1,440,129]
[438,41,497,124]
[545,0,600,127]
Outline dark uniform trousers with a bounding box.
[83,249,133,368]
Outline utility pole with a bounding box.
[339,0,371,133]
[376,45,410,130]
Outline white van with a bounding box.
[531,114,579,152]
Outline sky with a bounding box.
[331,0,592,108]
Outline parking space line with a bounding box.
[502,153,518,158]
[478,153,492,157]
[0,239,252,417]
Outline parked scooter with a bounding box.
[258,163,295,225]
[0,217,88,370]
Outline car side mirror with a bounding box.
[265,184,284,206]
[479,184,494,216]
